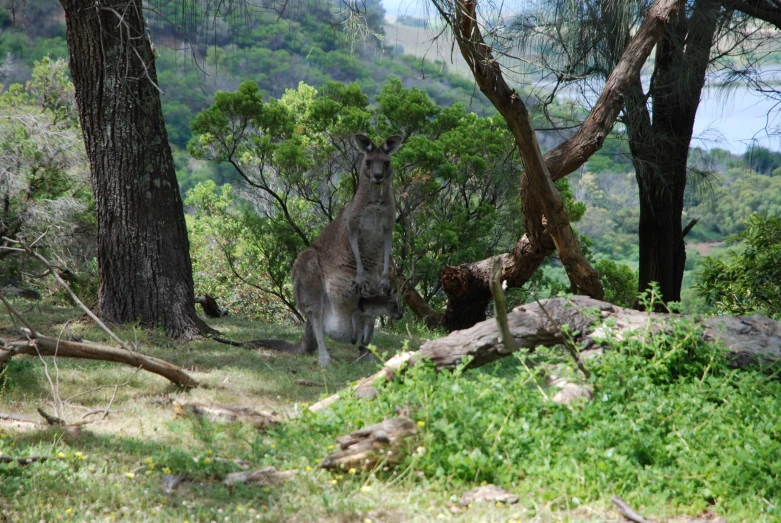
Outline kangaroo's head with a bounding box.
[353,134,403,185]
[359,294,404,320]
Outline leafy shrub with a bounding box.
[595,258,638,307]
[695,213,781,319]
[263,303,781,519]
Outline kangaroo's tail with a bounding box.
[244,339,305,353]
[214,320,316,354]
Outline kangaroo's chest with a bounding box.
[355,203,392,256]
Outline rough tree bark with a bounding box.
[437,0,687,330]
[59,0,203,338]
[624,0,718,305]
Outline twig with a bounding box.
[490,259,548,400]
[0,412,43,425]
[0,294,36,334]
[611,496,653,523]
[489,257,517,352]
[37,407,65,426]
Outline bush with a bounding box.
[269,309,781,519]
[695,213,781,319]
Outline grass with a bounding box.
[2,300,781,522]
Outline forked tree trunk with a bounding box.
[624,0,718,306]
[59,0,202,337]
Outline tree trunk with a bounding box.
[59,0,202,338]
[624,0,718,306]
[635,162,687,303]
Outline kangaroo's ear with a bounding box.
[381,135,403,155]
[353,133,376,154]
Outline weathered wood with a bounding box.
[319,416,417,471]
[195,295,225,318]
[172,401,278,431]
[308,297,781,412]
[222,466,297,486]
[1,335,199,388]
[460,485,519,506]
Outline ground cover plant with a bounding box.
[2,292,780,522]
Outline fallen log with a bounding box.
[309,297,781,411]
[0,335,199,389]
[172,401,278,431]
[319,416,417,472]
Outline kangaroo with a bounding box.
[258,134,402,365]
[351,294,404,347]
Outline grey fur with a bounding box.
[351,295,404,346]
[257,134,402,365]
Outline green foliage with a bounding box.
[695,213,781,319]
[0,58,94,290]
[238,304,781,520]
[186,181,296,321]
[188,79,522,314]
[595,259,638,307]
[743,146,781,175]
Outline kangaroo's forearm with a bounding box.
[348,224,365,274]
[382,233,391,278]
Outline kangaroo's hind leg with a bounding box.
[309,306,331,366]
[292,248,329,363]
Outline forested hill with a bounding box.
[0,0,496,188]
[3,0,781,271]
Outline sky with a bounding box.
[377,2,780,153]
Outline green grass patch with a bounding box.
[2,302,780,521]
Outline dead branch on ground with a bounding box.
[319,416,417,472]
[173,401,278,431]
[612,496,653,523]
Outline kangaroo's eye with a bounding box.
[384,161,390,168]
[365,159,371,167]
